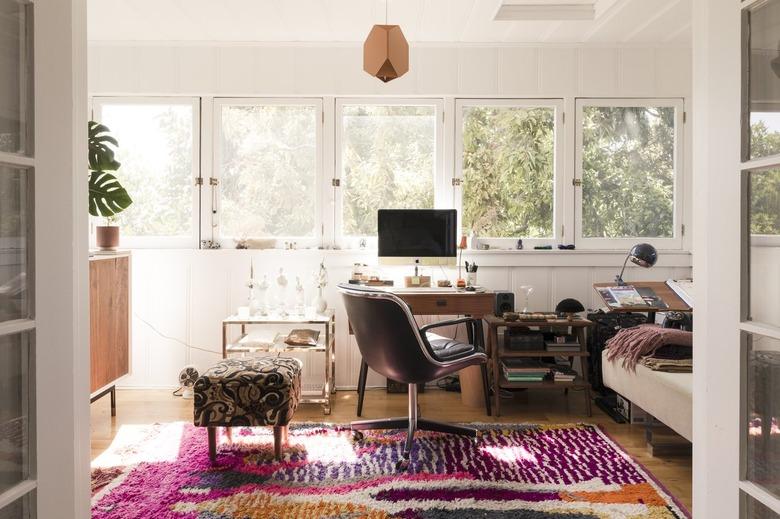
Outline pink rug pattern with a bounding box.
[91,422,689,518]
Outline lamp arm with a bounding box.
[616,253,631,286]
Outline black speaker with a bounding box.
[495,291,514,315]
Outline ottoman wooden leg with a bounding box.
[225,426,233,444]
[273,426,284,460]
[281,425,289,445]
[207,427,217,465]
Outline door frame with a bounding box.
[34,0,90,516]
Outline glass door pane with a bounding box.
[745,0,780,161]
[0,332,32,494]
[0,0,33,156]
[0,164,29,322]
[746,168,780,327]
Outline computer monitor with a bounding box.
[377,209,457,266]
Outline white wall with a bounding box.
[88,42,691,98]
[88,41,694,389]
[124,249,692,389]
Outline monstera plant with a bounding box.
[88,121,132,250]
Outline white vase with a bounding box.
[314,287,327,314]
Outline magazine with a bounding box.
[607,285,648,307]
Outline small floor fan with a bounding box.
[175,365,199,399]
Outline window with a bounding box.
[575,99,683,249]
[93,98,200,247]
[335,100,442,244]
[456,99,562,246]
[215,99,321,245]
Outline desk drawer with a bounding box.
[398,293,494,316]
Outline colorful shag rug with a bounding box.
[91,422,689,518]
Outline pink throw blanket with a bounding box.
[606,324,692,371]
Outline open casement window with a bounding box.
[92,97,201,248]
[213,98,323,249]
[334,98,444,250]
[740,1,780,515]
[455,99,564,249]
[574,98,684,251]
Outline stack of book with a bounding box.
[501,359,551,383]
[550,364,578,383]
[545,336,581,353]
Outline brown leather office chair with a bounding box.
[339,284,489,470]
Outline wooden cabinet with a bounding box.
[89,253,130,414]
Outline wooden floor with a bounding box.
[91,387,692,510]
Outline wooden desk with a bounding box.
[349,289,494,410]
[484,315,592,417]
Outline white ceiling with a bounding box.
[87,0,691,44]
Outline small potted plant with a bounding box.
[88,121,132,250]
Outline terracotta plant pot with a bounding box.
[96,225,120,251]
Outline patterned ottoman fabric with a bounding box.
[194,357,302,428]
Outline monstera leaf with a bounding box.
[88,121,121,172]
[88,170,133,217]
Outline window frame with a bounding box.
[211,97,324,249]
[333,97,446,250]
[574,97,685,251]
[91,96,202,249]
[454,98,565,249]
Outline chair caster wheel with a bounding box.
[352,431,364,442]
[395,458,410,471]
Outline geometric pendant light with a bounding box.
[363,1,409,82]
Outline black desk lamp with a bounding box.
[615,243,657,285]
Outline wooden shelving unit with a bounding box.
[484,314,593,417]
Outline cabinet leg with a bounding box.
[110,386,116,417]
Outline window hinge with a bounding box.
[195,177,203,186]
[442,111,445,123]
[209,177,219,186]
[322,111,325,124]
[681,224,686,236]
[683,111,687,124]
[452,178,462,187]
[561,224,565,238]
[562,112,565,124]
[332,178,341,187]
[572,178,582,187]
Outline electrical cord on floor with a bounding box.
[134,312,220,356]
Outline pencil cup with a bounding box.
[466,272,477,287]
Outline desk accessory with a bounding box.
[555,298,585,321]
[457,235,467,287]
[313,260,328,313]
[276,268,289,317]
[558,244,576,250]
[285,329,320,347]
[495,292,515,315]
[518,285,534,312]
[534,245,552,250]
[615,243,657,285]
[465,261,478,286]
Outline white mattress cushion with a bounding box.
[601,349,693,442]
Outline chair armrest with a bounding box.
[420,317,481,335]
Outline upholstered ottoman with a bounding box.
[193,356,302,463]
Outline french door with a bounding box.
[0,0,36,516]
[740,0,780,516]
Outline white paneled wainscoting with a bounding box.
[121,249,692,391]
